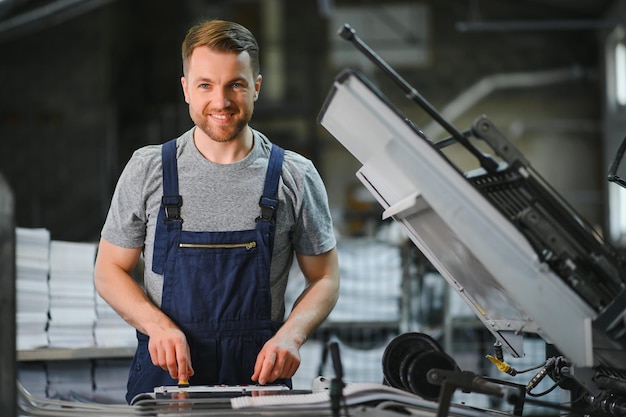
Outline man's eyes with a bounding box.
[197,82,245,89]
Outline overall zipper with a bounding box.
[179,241,257,250]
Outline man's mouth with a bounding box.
[210,113,232,123]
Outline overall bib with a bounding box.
[126,138,289,403]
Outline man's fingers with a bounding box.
[286,360,300,378]
[271,355,285,381]
[176,343,193,380]
[150,340,168,369]
[166,347,179,379]
[253,343,302,384]
[273,356,299,380]
[251,352,263,382]
[169,334,193,380]
[256,352,277,385]
[262,351,278,383]
[147,331,193,380]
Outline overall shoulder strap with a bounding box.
[256,143,285,258]
[257,144,285,223]
[161,139,182,221]
[152,138,181,275]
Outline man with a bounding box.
[94,19,339,403]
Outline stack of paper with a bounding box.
[17,362,48,397]
[231,381,428,410]
[15,227,51,350]
[328,238,403,323]
[93,358,132,404]
[94,293,136,348]
[47,360,94,400]
[47,240,98,348]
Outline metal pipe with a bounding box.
[456,19,626,32]
[0,0,117,42]
[0,0,19,20]
[339,23,499,172]
[422,66,591,140]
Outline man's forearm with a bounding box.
[94,264,165,335]
[93,239,177,337]
[280,273,339,346]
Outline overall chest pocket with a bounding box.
[179,241,257,250]
[165,235,266,324]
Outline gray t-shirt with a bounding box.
[101,127,336,321]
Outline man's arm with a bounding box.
[251,247,339,384]
[94,237,194,381]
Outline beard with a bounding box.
[190,105,253,144]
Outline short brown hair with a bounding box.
[182,19,260,77]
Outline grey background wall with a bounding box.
[0,0,620,242]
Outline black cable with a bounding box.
[515,364,545,374]
[527,381,559,397]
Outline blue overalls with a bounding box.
[125,138,290,403]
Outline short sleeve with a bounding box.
[100,146,162,249]
[289,158,336,256]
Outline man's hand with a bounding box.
[148,327,195,381]
[94,238,196,382]
[251,333,301,385]
[251,248,339,385]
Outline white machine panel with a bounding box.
[318,69,626,378]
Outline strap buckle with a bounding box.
[162,195,183,221]
[256,196,277,223]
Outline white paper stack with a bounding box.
[47,240,98,348]
[15,227,51,350]
[93,359,132,404]
[328,238,403,323]
[94,293,136,348]
[17,362,48,398]
[47,360,94,400]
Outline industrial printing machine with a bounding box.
[3,24,626,417]
[316,24,626,416]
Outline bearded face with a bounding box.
[181,47,261,144]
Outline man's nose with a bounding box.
[212,88,231,108]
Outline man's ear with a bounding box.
[181,76,190,104]
[254,74,262,102]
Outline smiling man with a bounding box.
[94,19,339,404]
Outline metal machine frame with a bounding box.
[318,25,626,403]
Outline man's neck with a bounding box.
[193,127,254,164]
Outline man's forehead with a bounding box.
[186,47,254,77]
[190,46,252,62]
